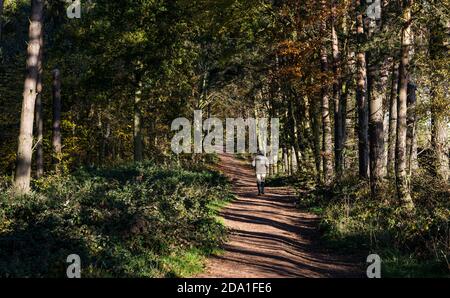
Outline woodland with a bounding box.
[0,0,449,277]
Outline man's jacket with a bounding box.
[252,155,270,174]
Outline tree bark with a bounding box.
[387,62,398,178]
[429,17,449,181]
[406,82,417,174]
[0,0,4,43]
[308,95,322,182]
[320,0,333,185]
[134,81,143,162]
[367,4,386,197]
[52,68,62,172]
[35,32,44,178]
[356,0,369,179]
[14,0,44,194]
[431,107,449,181]
[395,0,414,210]
[283,146,289,174]
[332,1,344,177]
[288,97,301,172]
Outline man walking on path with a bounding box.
[252,150,270,195]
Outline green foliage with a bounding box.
[296,172,450,278]
[0,162,233,277]
[265,174,298,187]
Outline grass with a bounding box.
[162,248,207,277]
[382,250,450,278]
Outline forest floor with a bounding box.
[197,153,364,278]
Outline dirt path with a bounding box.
[198,153,363,278]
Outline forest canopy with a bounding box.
[0,0,449,278]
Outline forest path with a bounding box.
[197,153,363,278]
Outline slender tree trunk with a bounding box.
[294,105,306,171]
[429,18,449,181]
[367,5,386,197]
[308,95,322,182]
[387,62,398,178]
[283,146,289,174]
[14,0,44,194]
[277,149,282,173]
[406,82,418,174]
[340,83,349,169]
[431,106,449,181]
[332,1,344,177]
[288,148,292,175]
[35,32,44,178]
[134,81,143,162]
[292,146,298,173]
[288,98,301,171]
[395,0,414,210]
[0,0,4,43]
[52,68,62,172]
[320,0,333,185]
[356,0,369,179]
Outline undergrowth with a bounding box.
[0,160,233,277]
[295,171,450,278]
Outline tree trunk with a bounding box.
[320,0,333,185]
[395,0,414,210]
[356,0,369,179]
[286,148,290,175]
[288,98,301,172]
[367,4,386,197]
[332,1,344,177]
[35,32,44,178]
[429,17,449,181]
[0,0,4,43]
[283,146,289,174]
[52,68,62,172]
[308,95,322,182]
[406,82,417,174]
[134,81,143,162]
[387,62,398,178]
[14,0,44,194]
[431,108,449,181]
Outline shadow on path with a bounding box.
[198,153,363,278]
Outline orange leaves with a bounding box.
[277,40,303,79]
[275,38,325,80]
[276,39,320,80]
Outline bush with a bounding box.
[297,172,450,277]
[0,161,233,277]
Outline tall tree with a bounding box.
[0,0,4,43]
[14,0,44,194]
[367,1,386,196]
[332,0,344,176]
[395,0,414,210]
[134,79,143,162]
[355,0,369,179]
[320,0,333,185]
[308,95,322,182]
[429,16,449,181]
[35,30,44,178]
[52,68,62,171]
[387,62,398,178]
[406,82,417,174]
